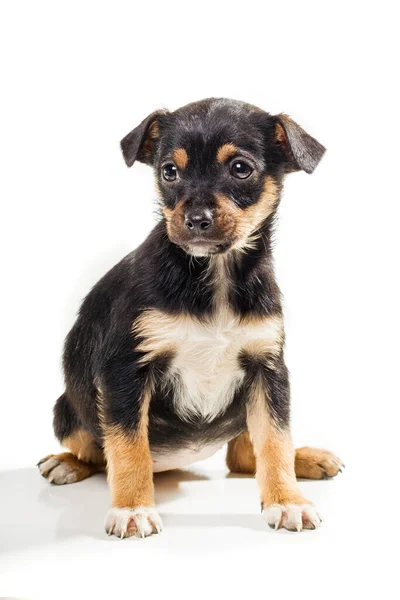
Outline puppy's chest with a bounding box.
[135,308,282,421]
[168,311,248,421]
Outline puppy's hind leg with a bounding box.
[226,432,257,474]
[227,432,344,480]
[38,393,105,485]
[294,446,344,480]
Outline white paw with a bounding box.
[38,456,79,484]
[105,507,163,539]
[263,503,322,531]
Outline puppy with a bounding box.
[38,98,343,537]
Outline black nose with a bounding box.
[184,210,213,232]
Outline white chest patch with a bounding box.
[134,303,283,422]
[168,309,249,421]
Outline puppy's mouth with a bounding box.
[180,239,234,257]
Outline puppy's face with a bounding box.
[121,99,325,256]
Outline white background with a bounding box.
[0,1,399,598]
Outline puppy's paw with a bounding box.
[105,507,163,539]
[263,503,322,532]
[37,452,97,484]
[38,455,80,484]
[295,447,344,480]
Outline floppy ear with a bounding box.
[120,109,167,167]
[275,114,326,174]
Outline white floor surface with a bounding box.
[0,448,394,600]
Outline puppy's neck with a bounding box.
[150,218,280,317]
[194,219,280,317]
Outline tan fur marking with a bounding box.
[226,431,256,474]
[247,380,307,507]
[214,176,279,251]
[62,428,105,465]
[133,310,179,364]
[227,434,343,480]
[240,314,284,360]
[216,143,237,163]
[213,193,240,236]
[104,390,154,509]
[234,176,279,246]
[173,147,189,170]
[162,199,185,241]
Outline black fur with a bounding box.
[53,98,325,455]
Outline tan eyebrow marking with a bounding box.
[172,148,189,170]
[216,143,238,163]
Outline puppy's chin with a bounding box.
[181,241,233,257]
[185,244,215,257]
[171,240,232,257]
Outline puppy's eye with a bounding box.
[230,161,253,179]
[162,163,178,182]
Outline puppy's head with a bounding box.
[121,98,325,256]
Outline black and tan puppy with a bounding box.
[38,98,343,537]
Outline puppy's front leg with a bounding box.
[246,359,321,531]
[102,387,162,539]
